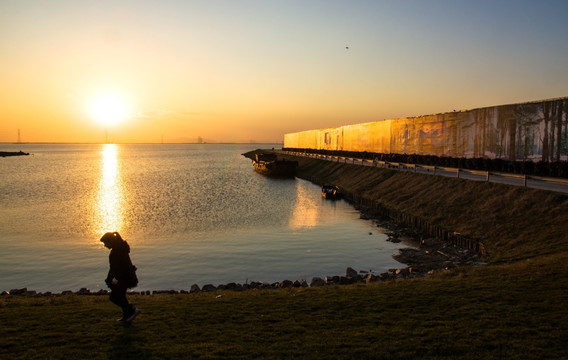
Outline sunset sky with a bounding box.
[1,1,567,144]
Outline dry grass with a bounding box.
[2,255,567,359]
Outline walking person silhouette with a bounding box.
[100,232,140,323]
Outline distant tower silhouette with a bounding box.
[17,129,21,143]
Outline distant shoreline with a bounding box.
[0,150,30,157]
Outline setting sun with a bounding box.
[1,1,566,145]
[87,94,131,127]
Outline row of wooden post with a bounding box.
[351,194,487,256]
[299,173,489,257]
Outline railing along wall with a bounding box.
[281,150,568,190]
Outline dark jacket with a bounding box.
[105,240,138,289]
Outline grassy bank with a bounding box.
[1,152,567,359]
[2,257,567,359]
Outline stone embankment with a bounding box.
[0,248,469,296]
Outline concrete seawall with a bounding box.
[285,96,568,163]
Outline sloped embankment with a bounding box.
[245,150,568,263]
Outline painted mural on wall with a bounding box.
[284,97,568,162]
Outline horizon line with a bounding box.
[0,141,283,145]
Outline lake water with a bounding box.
[0,144,409,293]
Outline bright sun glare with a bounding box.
[88,94,130,127]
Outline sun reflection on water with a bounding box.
[95,144,124,236]
[289,181,319,229]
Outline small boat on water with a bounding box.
[322,184,341,199]
[253,153,298,177]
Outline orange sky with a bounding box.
[1,1,567,143]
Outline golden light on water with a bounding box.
[289,182,319,229]
[95,144,124,235]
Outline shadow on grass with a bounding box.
[108,323,151,360]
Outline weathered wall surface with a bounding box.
[284,97,568,161]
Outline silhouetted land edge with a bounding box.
[0,150,30,157]
[0,150,566,359]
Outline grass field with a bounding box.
[1,153,567,359]
[2,256,567,359]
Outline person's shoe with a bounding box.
[125,307,140,322]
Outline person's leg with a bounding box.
[109,284,130,319]
[124,304,140,322]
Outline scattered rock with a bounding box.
[387,237,401,243]
[310,277,325,287]
[421,237,437,246]
[190,284,200,293]
[225,282,241,291]
[393,239,481,274]
[9,288,27,295]
[152,290,178,294]
[325,275,339,284]
[346,267,358,278]
[202,284,217,292]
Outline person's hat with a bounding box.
[100,232,122,247]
